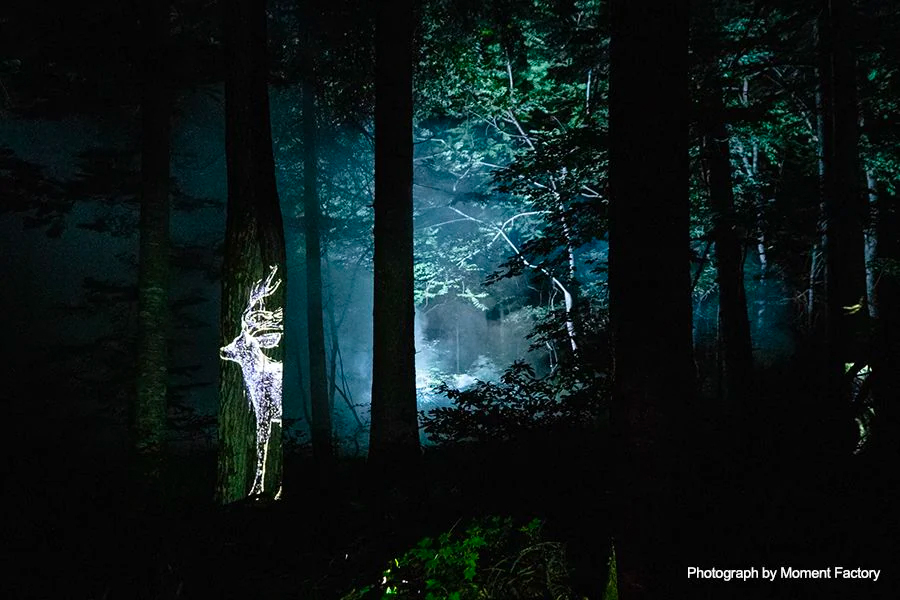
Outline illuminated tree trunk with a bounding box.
[865,170,878,318]
[369,0,420,478]
[303,76,334,463]
[608,1,693,597]
[217,0,287,504]
[817,0,867,435]
[134,0,172,500]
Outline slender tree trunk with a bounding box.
[217,0,287,503]
[303,75,334,463]
[325,280,340,416]
[808,242,822,329]
[702,88,754,408]
[608,2,693,597]
[134,0,172,502]
[865,170,878,318]
[556,194,581,359]
[369,0,421,481]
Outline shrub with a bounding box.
[341,517,577,600]
[420,360,608,445]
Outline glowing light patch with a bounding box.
[220,265,284,497]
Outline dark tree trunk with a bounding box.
[608,1,693,597]
[217,0,287,504]
[817,0,867,446]
[303,77,334,463]
[694,0,754,409]
[702,88,754,408]
[134,0,172,502]
[872,187,900,455]
[369,0,420,480]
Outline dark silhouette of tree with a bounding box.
[368,0,420,480]
[871,185,900,455]
[608,1,693,597]
[694,0,754,409]
[301,18,334,464]
[817,0,868,448]
[705,94,754,408]
[217,0,287,503]
[133,0,173,501]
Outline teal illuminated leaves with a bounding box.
[859,56,900,194]
[414,229,492,310]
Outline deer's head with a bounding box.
[220,265,283,369]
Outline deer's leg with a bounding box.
[252,418,274,496]
[250,416,266,496]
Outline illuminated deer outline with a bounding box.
[220,265,283,497]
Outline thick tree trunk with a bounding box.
[608,2,693,597]
[702,89,754,408]
[134,0,172,502]
[817,0,867,444]
[872,187,900,455]
[369,0,421,480]
[303,78,334,463]
[217,0,287,504]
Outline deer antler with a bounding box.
[248,265,281,305]
[242,265,284,335]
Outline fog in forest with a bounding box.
[0,85,799,455]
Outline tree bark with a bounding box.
[369,0,421,481]
[872,186,900,455]
[693,0,754,407]
[701,87,754,408]
[817,0,867,442]
[134,0,172,503]
[217,0,287,504]
[608,2,693,597]
[865,170,878,318]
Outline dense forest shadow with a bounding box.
[682,342,900,598]
[5,343,899,600]
[7,372,898,599]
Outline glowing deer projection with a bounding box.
[220,265,284,497]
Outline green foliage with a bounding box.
[421,360,607,445]
[410,0,613,366]
[415,222,494,310]
[340,517,577,600]
[601,542,617,600]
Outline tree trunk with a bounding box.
[369,0,421,482]
[702,88,754,408]
[217,0,287,504]
[134,0,172,503]
[608,2,693,597]
[872,187,900,455]
[865,170,878,318]
[303,75,334,463]
[817,0,867,443]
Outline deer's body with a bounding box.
[237,351,282,496]
[220,266,284,498]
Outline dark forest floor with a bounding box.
[5,362,900,599]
